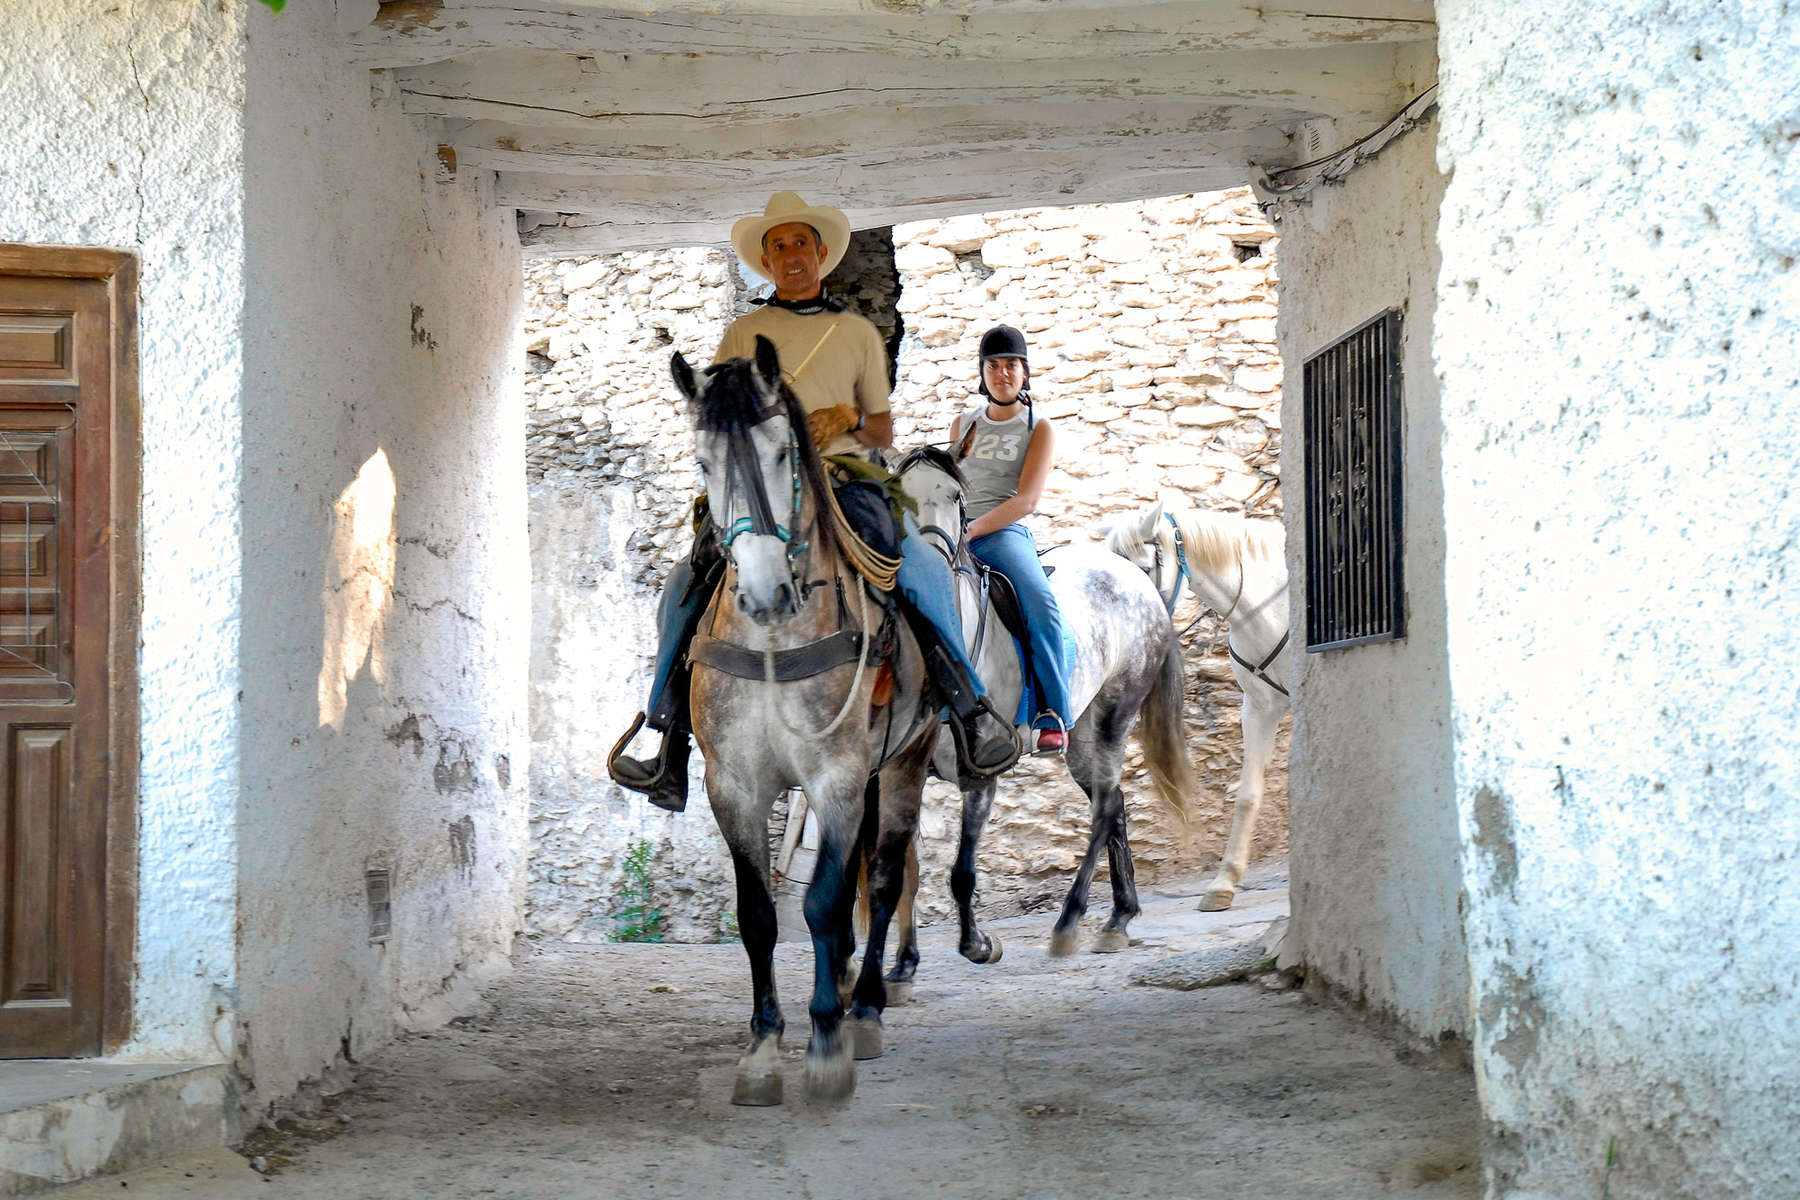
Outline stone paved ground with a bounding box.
[54,860,1480,1200]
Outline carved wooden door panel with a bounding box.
[0,272,115,1057]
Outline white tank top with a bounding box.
[957,405,1047,522]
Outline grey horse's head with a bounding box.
[675,335,826,625]
[894,445,967,566]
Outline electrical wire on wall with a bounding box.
[1250,84,1440,213]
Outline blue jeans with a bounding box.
[970,523,1070,730]
[642,496,987,723]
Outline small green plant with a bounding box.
[257,0,286,11]
[611,839,666,943]
[719,909,740,943]
[1600,1136,1619,1200]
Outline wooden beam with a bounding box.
[395,43,1411,130]
[352,0,1434,70]
[448,104,1294,177]
[516,159,1255,255]
[493,138,1272,211]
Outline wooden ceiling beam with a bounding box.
[445,103,1295,177]
[395,43,1411,131]
[352,0,1434,70]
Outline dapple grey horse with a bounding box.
[1105,500,1290,911]
[680,337,937,1105]
[888,448,1194,970]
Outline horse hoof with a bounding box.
[1092,930,1130,954]
[960,934,1002,966]
[731,1040,784,1106]
[731,1070,784,1106]
[805,1042,856,1104]
[847,1014,885,1060]
[885,979,914,1007]
[1048,927,1080,958]
[1198,889,1235,912]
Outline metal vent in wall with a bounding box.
[365,869,393,944]
[1302,309,1405,651]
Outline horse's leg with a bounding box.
[846,746,927,1060]
[952,776,1002,964]
[801,783,862,1103]
[1094,784,1139,952]
[1201,694,1283,911]
[883,840,920,1005]
[1049,721,1115,958]
[841,777,879,1006]
[714,794,785,1106]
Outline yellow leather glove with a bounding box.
[806,404,862,449]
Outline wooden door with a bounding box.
[0,251,136,1058]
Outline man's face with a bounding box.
[761,222,828,299]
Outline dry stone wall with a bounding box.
[527,191,1290,941]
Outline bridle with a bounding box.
[711,401,811,599]
[1153,512,1291,699]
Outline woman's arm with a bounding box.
[967,419,1056,540]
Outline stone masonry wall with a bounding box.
[527,191,1290,940]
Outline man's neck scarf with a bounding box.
[754,289,847,315]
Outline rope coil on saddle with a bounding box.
[789,321,902,593]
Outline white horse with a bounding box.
[1104,500,1291,911]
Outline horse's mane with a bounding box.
[893,444,968,491]
[1168,508,1284,577]
[1105,503,1283,580]
[694,359,771,435]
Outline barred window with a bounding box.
[1303,309,1405,650]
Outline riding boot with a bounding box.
[608,681,692,813]
[922,642,1021,778]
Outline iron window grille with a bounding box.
[1303,308,1405,651]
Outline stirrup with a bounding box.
[607,712,688,813]
[950,694,1021,779]
[1032,711,1068,758]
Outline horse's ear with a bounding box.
[671,351,698,401]
[752,335,782,392]
[1138,499,1165,541]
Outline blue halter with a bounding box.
[1160,511,1192,614]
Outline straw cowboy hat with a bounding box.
[731,192,852,282]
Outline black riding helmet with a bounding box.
[977,324,1035,428]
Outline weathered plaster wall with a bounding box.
[524,194,1291,938]
[237,2,529,1111]
[1435,3,1800,1196]
[0,0,246,1063]
[1271,117,1468,1040]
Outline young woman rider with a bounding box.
[951,324,1070,755]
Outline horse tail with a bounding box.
[1135,639,1196,824]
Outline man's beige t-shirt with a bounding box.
[714,305,890,456]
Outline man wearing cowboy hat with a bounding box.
[608,192,1019,811]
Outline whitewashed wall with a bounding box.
[235,3,529,1112]
[1436,2,1800,1196]
[1271,117,1469,1040]
[525,192,1291,938]
[0,0,246,1065]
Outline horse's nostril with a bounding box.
[773,583,792,611]
[737,592,751,613]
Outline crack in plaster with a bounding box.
[125,44,150,247]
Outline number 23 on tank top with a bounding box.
[971,430,1022,462]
